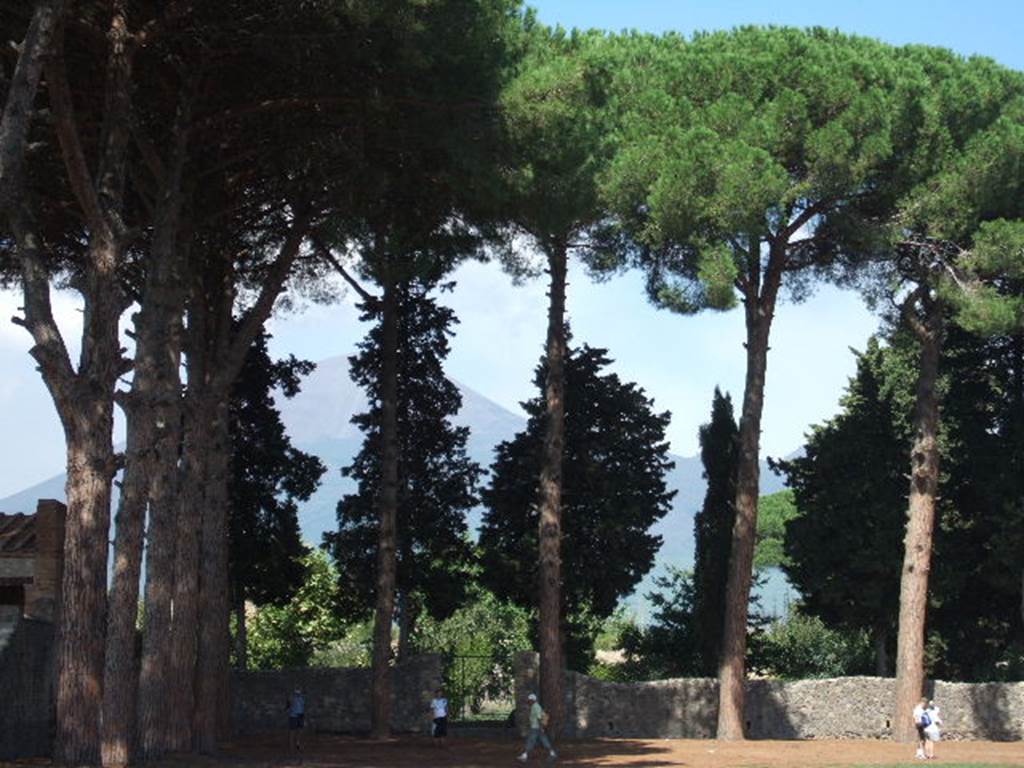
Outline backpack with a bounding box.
[919,710,931,728]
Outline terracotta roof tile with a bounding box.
[0,514,36,557]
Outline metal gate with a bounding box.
[445,652,515,725]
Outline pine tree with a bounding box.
[691,388,738,677]
[479,342,675,670]
[228,331,326,669]
[324,281,480,658]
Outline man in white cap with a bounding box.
[517,693,556,762]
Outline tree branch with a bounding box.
[10,203,77,416]
[0,0,68,215]
[313,237,378,306]
[44,29,109,238]
[215,207,315,389]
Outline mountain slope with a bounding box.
[0,354,791,613]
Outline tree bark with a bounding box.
[716,241,783,741]
[11,204,124,768]
[106,81,191,767]
[538,244,567,735]
[101,418,151,768]
[371,278,400,739]
[166,396,211,751]
[195,401,233,751]
[55,426,117,766]
[893,299,942,742]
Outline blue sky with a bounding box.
[0,0,1021,497]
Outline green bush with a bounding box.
[751,611,873,679]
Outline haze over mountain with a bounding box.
[0,353,791,613]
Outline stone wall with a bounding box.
[232,654,443,734]
[0,617,56,759]
[515,652,1024,741]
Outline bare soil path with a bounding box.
[144,733,1024,768]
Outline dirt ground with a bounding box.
[147,733,1024,768]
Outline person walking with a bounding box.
[517,693,556,762]
[287,687,306,753]
[912,696,929,760]
[923,700,943,759]
[429,687,449,746]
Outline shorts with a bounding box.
[433,716,447,737]
[289,714,305,730]
[916,724,926,740]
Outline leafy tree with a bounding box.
[324,281,480,660]
[859,64,1024,739]
[245,549,347,670]
[415,585,532,718]
[479,342,675,671]
[925,324,1024,681]
[750,611,873,680]
[691,388,738,676]
[755,491,797,570]
[775,338,907,675]
[778,326,1024,682]
[228,331,326,669]
[599,28,943,737]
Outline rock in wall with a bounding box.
[231,654,443,735]
[514,652,1024,741]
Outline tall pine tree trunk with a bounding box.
[56,421,117,765]
[371,280,400,738]
[104,87,190,767]
[195,402,233,751]
[136,417,182,757]
[716,247,782,741]
[102,417,151,768]
[42,7,134,760]
[538,244,567,733]
[167,399,210,750]
[893,300,942,742]
[12,204,124,765]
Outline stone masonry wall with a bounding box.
[515,652,1024,741]
[232,654,442,734]
[0,617,56,759]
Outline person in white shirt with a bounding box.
[429,688,449,745]
[912,697,929,759]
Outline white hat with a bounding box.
[527,693,537,701]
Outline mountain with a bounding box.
[0,354,792,614]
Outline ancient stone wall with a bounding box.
[232,654,442,734]
[515,652,1024,741]
[0,617,56,759]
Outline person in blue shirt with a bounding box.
[287,687,306,752]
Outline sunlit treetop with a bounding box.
[597,26,1024,313]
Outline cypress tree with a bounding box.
[691,388,738,677]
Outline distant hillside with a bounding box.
[0,354,792,613]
